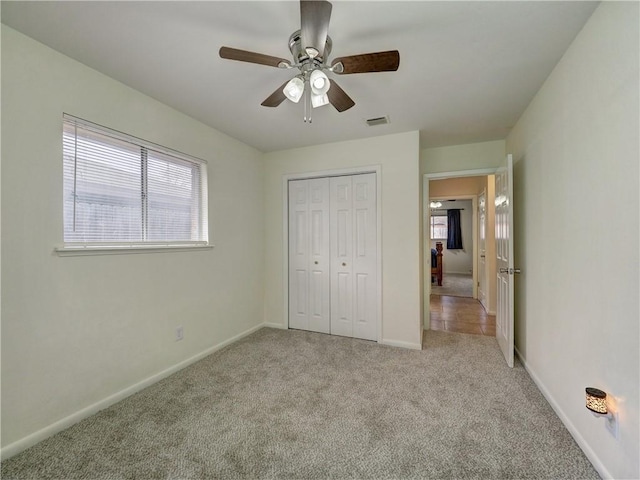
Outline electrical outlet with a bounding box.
[175,326,184,342]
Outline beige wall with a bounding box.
[1,26,265,452]
[506,3,639,478]
[421,140,505,174]
[263,131,422,349]
[429,176,485,198]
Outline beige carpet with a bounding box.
[1,328,598,479]
[431,273,474,297]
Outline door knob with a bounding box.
[480,254,485,258]
[314,261,318,265]
[500,267,521,274]
[342,262,346,266]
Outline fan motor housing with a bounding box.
[288,29,332,65]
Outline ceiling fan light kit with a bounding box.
[283,76,305,103]
[311,93,330,109]
[310,69,330,95]
[219,0,400,123]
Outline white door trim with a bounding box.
[426,168,497,180]
[477,189,488,311]
[282,165,383,343]
[422,168,497,330]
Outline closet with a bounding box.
[288,173,378,341]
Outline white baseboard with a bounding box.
[1,322,266,461]
[514,346,611,479]
[381,338,423,350]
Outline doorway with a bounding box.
[428,198,475,298]
[423,170,497,336]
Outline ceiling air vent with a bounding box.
[365,116,390,127]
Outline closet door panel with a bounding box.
[330,176,354,338]
[351,173,377,341]
[289,180,310,331]
[294,270,308,316]
[288,178,330,334]
[307,177,330,333]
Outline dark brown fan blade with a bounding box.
[261,81,290,107]
[327,79,355,112]
[300,0,332,59]
[331,50,400,74]
[219,46,291,68]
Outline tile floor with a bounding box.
[429,294,496,336]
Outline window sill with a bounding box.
[55,244,214,257]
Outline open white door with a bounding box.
[495,154,517,367]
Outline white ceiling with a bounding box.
[1,1,598,152]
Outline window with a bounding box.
[62,115,208,250]
[430,215,448,240]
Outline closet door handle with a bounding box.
[342,262,346,267]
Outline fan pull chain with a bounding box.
[303,89,307,123]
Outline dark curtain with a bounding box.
[447,209,463,249]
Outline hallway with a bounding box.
[429,295,495,336]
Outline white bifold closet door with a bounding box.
[288,173,377,341]
[288,177,331,334]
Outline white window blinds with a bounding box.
[63,115,208,247]
[430,215,448,240]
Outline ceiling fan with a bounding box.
[219,0,400,122]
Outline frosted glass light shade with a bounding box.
[310,70,330,95]
[283,77,304,103]
[311,93,329,108]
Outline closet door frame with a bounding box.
[282,166,382,343]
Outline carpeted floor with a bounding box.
[1,328,598,479]
[431,273,474,297]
